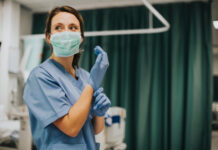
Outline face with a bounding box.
[47,12,83,43]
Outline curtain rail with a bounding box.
[21,0,170,39]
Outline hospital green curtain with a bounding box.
[33,2,212,150]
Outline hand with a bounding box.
[88,46,109,90]
[91,87,111,117]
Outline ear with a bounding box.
[81,36,84,43]
[46,33,51,44]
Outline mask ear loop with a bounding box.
[79,49,85,53]
[45,33,53,51]
[48,33,52,38]
[79,35,85,53]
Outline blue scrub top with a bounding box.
[23,59,99,150]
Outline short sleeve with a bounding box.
[23,67,72,128]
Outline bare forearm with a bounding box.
[67,84,94,129]
[53,84,94,137]
[92,116,105,134]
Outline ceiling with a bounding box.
[14,0,207,12]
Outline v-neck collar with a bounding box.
[48,59,79,81]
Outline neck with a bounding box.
[50,53,76,76]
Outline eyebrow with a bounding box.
[53,23,79,27]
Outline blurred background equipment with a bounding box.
[212,102,218,130]
[95,107,127,150]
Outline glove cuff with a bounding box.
[88,78,96,91]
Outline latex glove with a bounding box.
[91,87,111,117]
[88,46,109,90]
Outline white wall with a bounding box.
[20,6,32,36]
[0,1,2,59]
[19,5,32,71]
[0,1,3,42]
[16,5,33,105]
[0,0,20,112]
[0,0,33,110]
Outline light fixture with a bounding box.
[214,21,218,29]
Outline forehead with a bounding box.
[51,12,80,26]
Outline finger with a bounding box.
[93,87,104,97]
[93,94,105,109]
[95,94,109,106]
[95,97,107,109]
[95,53,103,64]
[98,98,110,110]
[94,46,104,55]
[95,93,104,103]
[95,100,105,109]
[102,52,109,65]
[101,100,111,108]
[93,99,105,110]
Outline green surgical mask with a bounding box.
[50,31,81,57]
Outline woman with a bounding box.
[23,6,110,150]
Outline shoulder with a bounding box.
[39,59,52,69]
[30,59,57,79]
[27,65,53,83]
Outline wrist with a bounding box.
[86,84,94,93]
[88,79,97,91]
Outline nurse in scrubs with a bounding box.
[23,6,110,150]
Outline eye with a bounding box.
[55,26,62,30]
[69,26,78,31]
